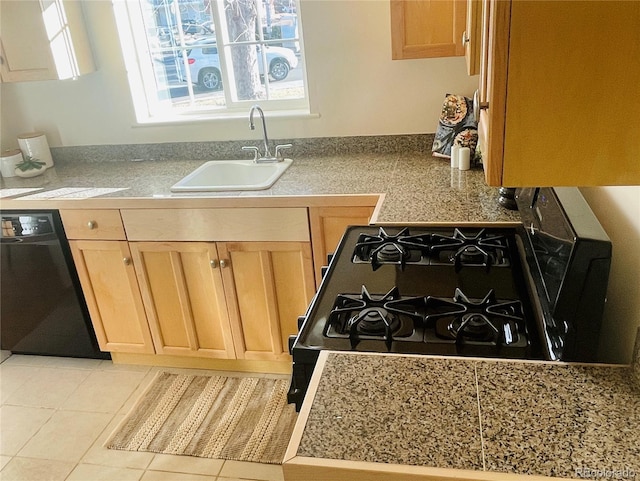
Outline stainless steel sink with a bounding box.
[170,159,292,192]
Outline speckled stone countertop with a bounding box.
[293,352,639,479]
[0,135,520,224]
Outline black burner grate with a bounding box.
[326,286,425,350]
[425,288,523,345]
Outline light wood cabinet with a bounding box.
[61,203,377,366]
[478,0,640,186]
[129,242,236,359]
[0,0,95,82]
[220,242,315,361]
[390,0,467,60]
[463,0,482,75]
[62,206,316,365]
[68,240,155,354]
[308,206,375,284]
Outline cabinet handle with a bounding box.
[219,259,229,268]
[123,257,131,266]
[210,259,218,268]
[87,220,96,229]
[462,31,470,45]
[473,89,489,123]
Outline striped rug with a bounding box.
[106,372,297,464]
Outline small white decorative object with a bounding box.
[0,149,23,178]
[458,147,471,171]
[17,132,54,169]
[450,144,460,169]
[14,155,47,178]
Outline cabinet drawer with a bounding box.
[60,210,126,240]
[121,208,309,242]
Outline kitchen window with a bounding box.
[113,0,308,123]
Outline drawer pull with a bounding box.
[87,220,97,229]
[210,259,219,269]
[123,257,131,266]
[220,259,229,268]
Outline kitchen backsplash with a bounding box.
[51,134,435,164]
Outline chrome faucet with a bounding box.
[242,105,292,162]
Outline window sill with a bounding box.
[132,109,320,127]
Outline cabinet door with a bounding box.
[219,242,315,361]
[0,0,94,82]
[68,240,154,354]
[481,0,640,186]
[309,206,375,284]
[463,0,482,75]
[391,0,467,59]
[129,242,236,359]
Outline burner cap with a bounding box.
[349,307,400,335]
[376,243,404,262]
[457,245,485,263]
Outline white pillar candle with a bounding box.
[450,144,460,169]
[458,147,471,171]
[17,132,54,169]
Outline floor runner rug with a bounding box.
[106,372,297,464]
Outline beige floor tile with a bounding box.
[1,354,51,367]
[0,405,55,455]
[3,367,90,408]
[0,456,75,481]
[218,461,284,481]
[99,360,153,373]
[118,370,160,415]
[64,370,148,413]
[33,356,104,370]
[18,410,112,462]
[82,413,155,469]
[148,453,224,476]
[0,364,42,404]
[0,454,11,469]
[141,470,217,481]
[66,463,145,481]
[0,355,102,370]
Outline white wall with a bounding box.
[0,0,478,149]
[580,186,640,364]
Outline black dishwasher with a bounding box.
[1,210,110,359]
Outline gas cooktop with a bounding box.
[298,225,539,359]
[287,188,612,411]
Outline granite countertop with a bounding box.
[288,351,640,480]
[0,135,520,224]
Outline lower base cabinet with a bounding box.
[129,242,236,359]
[220,241,315,361]
[71,239,315,362]
[65,204,370,367]
[69,240,155,354]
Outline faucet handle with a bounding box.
[242,145,259,162]
[274,143,292,159]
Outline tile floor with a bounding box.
[0,354,288,481]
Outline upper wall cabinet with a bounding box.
[391,0,467,60]
[478,0,640,187]
[0,0,95,82]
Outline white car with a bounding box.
[178,42,298,91]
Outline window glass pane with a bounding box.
[115,0,306,121]
[223,0,303,103]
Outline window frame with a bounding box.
[112,0,309,124]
